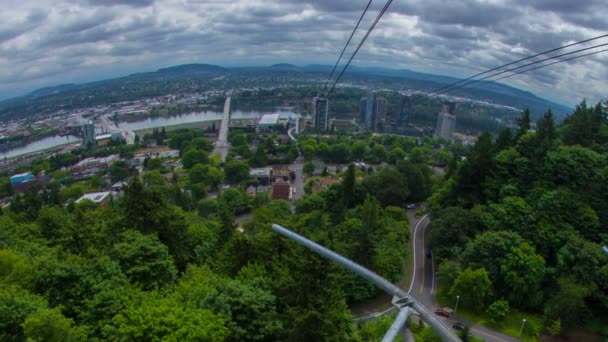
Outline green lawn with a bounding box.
[436,289,542,342]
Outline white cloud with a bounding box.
[0,0,606,106]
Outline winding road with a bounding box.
[358,209,519,342]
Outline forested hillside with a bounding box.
[430,101,608,337]
[0,151,416,340]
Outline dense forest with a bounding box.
[430,101,608,337]
[0,127,445,340]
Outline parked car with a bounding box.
[434,308,450,318]
[406,203,416,209]
[452,322,465,330]
[426,249,432,258]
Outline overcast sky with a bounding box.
[0,0,606,106]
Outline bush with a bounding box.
[487,300,509,323]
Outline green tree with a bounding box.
[145,157,164,171]
[362,168,409,207]
[224,160,250,184]
[197,198,219,218]
[220,188,249,215]
[111,230,178,290]
[107,292,228,341]
[495,127,513,151]
[109,161,132,183]
[182,149,208,169]
[143,170,166,187]
[303,160,315,175]
[371,143,387,163]
[437,260,462,290]
[388,146,406,164]
[516,109,531,138]
[22,308,87,342]
[451,132,495,206]
[350,141,367,161]
[342,163,356,207]
[430,207,480,260]
[449,268,494,311]
[0,284,48,341]
[252,146,267,166]
[544,278,591,329]
[190,164,224,190]
[487,299,509,323]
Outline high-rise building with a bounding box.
[434,101,456,140]
[375,97,388,125]
[365,92,376,130]
[359,97,367,123]
[398,96,412,128]
[81,122,96,147]
[312,97,330,131]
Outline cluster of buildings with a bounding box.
[434,102,457,141]
[248,165,296,200]
[309,90,457,140]
[359,92,389,131]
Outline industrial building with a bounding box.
[258,113,281,130]
[10,172,33,184]
[81,122,96,147]
[365,92,376,130]
[359,97,367,123]
[361,92,390,131]
[271,180,291,200]
[312,97,330,131]
[399,96,411,128]
[375,97,388,127]
[434,102,457,141]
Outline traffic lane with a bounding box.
[418,222,436,309]
[289,162,304,200]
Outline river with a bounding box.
[2,107,299,159]
[1,135,79,160]
[117,108,297,131]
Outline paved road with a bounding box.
[408,214,519,342]
[289,159,304,201]
[212,97,231,162]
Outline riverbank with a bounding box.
[132,118,259,136]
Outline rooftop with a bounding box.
[76,191,111,204]
[259,113,281,125]
[96,134,113,140]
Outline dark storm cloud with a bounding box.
[0,0,606,105]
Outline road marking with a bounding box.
[408,214,429,295]
[419,219,426,295]
[470,327,511,342]
[431,253,436,296]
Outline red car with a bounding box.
[434,308,450,318]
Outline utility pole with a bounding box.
[519,318,527,336]
[454,295,460,314]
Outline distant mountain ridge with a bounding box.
[0,63,572,122]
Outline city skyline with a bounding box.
[0,0,606,105]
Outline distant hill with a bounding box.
[0,63,572,122]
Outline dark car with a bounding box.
[426,249,432,258]
[434,308,450,318]
[452,322,465,330]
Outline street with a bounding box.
[289,157,304,201]
[406,212,519,342]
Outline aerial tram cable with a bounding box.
[321,0,374,95]
[326,0,395,97]
[432,42,608,97]
[464,47,608,92]
[428,33,608,96]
